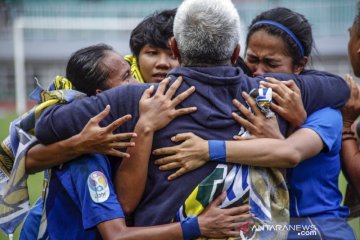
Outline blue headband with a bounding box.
[252,20,305,57]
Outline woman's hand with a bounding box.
[138,77,197,132]
[260,77,306,128]
[153,132,209,180]
[198,192,254,238]
[232,92,283,139]
[341,74,360,129]
[73,105,136,158]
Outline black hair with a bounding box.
[234,57,252,75]
[355,1,360,37]
[246,7,313,66]
[66,44,114,96]
[129,9,176,58]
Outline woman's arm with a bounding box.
[341,74,360,196]
[116,77,197,215]
[98,193,252,240]
[153,128,323,180]
[25,106,136,174]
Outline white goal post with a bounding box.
[13,16,142,115]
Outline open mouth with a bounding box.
[152,73,167,82]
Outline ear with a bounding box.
[293,56,308,74]
[231,44,240,65]
[170,37,181,63]
[95,89,102,94]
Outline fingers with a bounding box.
[344,74,354,87]
[268,102,283,115]
[153,146,177,156]
[108,141,135,149]
[168,167,188,180]
[173,106,197,118]
[165,76,183,98]
[264,77,281,85]
[225,204,251,216]
[233,135,256,140]
[158,162,182,171]
[172,86,196,106]
[105,114,132,133]
[210,192,227,207]
[140,85,155,101]
[228,213,254,223]
[90,105,111,124]
[155,155,178,166]
[232,99,251,117]
[171,132,195,142]
[106,149,130,158]
[282,79,300,94]
[231,112,255,133]
[241,92,262,116]
[156,77,171,96]
[261,78,286,97]
[270,91,285,106]
[111,132,137,142]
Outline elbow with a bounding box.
[279,149,302,168]
[121,202,136,216]
[25,157,40,175]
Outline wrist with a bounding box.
[343,121,354,129]
[67,134,84,155]
[135,119,155,134]
[180,216,201,240]
[208,140,226,163]
[292,111,307,128]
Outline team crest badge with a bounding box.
[87,171,110,203]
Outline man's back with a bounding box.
[133,66,261,225]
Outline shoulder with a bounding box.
[305,108,342,126]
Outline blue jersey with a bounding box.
[45,154,125,239]
[288,108,354,239]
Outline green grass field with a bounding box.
[0,114,43,240]
[0,113,359,239]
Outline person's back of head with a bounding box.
[348,2,360,77]
[246,7,312,66]
[66,44,130,96]
[129,9,176,58]
[173,0,241,67]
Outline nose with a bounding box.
[155,53,171,69]
[252,65,266,77]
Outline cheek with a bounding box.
[274,65,293,74]
[169,58,180,67]
[244,61,257,72]
[138,56,153,73]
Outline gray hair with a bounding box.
[173,0,241,66]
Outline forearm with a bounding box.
[97,217,182,240]
[25,134,83,174]
[116,120,154,215]
[225,129,322,168]
[118,224,182,240]
[341,129,360,196]
[225,139,301,168]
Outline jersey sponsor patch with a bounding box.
[87,171,110,203]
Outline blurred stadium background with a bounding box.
[0,0,359,239]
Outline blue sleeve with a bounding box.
[299,107,342,152]
[55,154,125,229]
[263,70,350,115]
[35,83,146,145]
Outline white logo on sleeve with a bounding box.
[87,171,110,203]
